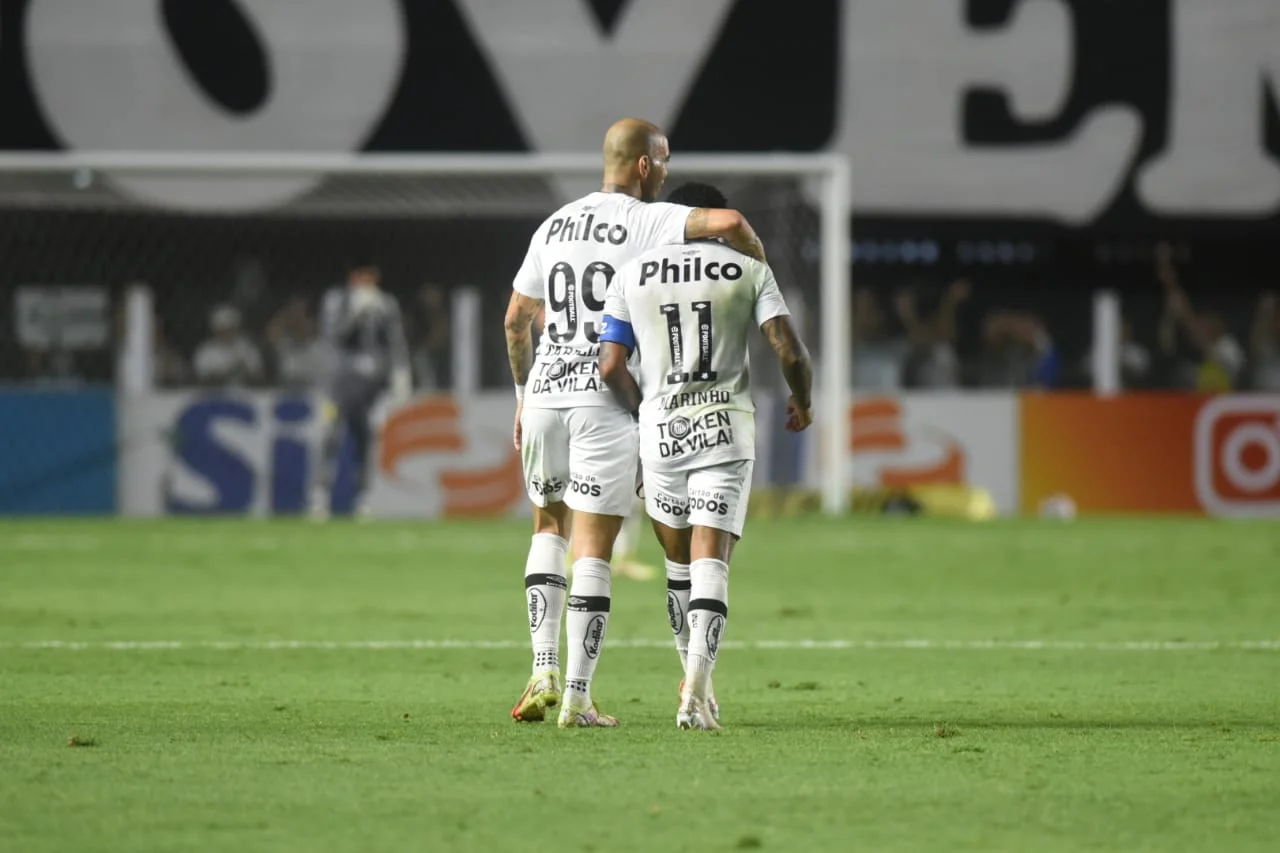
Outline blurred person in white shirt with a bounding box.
[193,304,264,388]
[979,311,1060,389]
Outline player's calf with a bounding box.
[513,502,570,722]
[559,510,622,716]
[684,549,730,712]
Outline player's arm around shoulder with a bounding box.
[684,207,767,264]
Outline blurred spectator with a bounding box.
[113,302,189,388]
[1156,245,1244,391]
[193,304,264,388]
[1082,317,1152,389]
[979,311,1060,389]
[852,287,908,390]
[152,318,191,388]
[265,295,326,389]
[411,284,452,391]
[895,279,967,389]
[1249,292,1280,390]
[24,348,81,385]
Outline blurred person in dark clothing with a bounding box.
[852,287,909,390]
[1249,292,1280,391]
[23,349,81,385]
[266,295,327,390]
[895,279,969,389]
[114,299,190,388]
[1155,244,1244,391]
[411,284,452,392]
[310,261,411,520]
[979,311,1060,389]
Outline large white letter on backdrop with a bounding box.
[26,0,406,210]
[840,0,1142,223]
[455,0,736,150]
[1138,0,1280,215]
[455,0,734,199]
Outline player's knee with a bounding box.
[532,502,570,538]
[571,511,623,562]
[691,525,734,563]
[650,519,691,564]
[662,541,691,565]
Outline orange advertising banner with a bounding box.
[1020,394,1280,517]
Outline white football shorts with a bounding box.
[642,459,754,538]
[520,406,639,517]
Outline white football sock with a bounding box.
[563,558,611,704]
[523,533,568,675]
[684,558,729,702]
[665,559,691,668]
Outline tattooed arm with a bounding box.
[685,207,767,263]
[761,315,814,431]
[504,292,542,388]
[504,291,543,448]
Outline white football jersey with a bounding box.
[602,241,790,472]
[513,192,693,409]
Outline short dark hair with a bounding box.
[348,246,379,272]
[667,182,728,210]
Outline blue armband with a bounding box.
[598,314,636,353]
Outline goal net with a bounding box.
[0,152,850,514]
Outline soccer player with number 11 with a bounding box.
[599,182,814,730]
[503,119,768,727]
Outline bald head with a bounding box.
[602,118,671,201]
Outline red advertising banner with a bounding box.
[1020,394,1280,517]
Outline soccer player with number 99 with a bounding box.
[503,119,769,728]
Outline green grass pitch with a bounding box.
[2,517,1278,852]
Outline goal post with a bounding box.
[0,150,851,514]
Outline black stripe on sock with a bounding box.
[525,573,567,591]
[567,595,611,613]
[688,598,728,618]
[666,578,692,591]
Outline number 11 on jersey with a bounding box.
[660,301,718,385]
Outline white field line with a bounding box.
[2,639,1277,652]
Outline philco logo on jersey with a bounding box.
[546,212,628,246]
[656,410,734,458]
[639,256,743,286]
